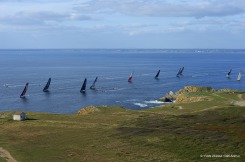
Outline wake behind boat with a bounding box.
[20,82,29,98]
[43,78,51,92]
[80,78,87,93]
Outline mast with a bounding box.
[80,78,87,93]
[155,70,160,78]
[128,72,133,82]
[237,70,242,81]
[90,77,98,89]
[43,78,51,92]
[20,82,29,98]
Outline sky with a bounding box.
[0,0,245,49]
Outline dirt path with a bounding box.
[0,147,17,162]
[192,106,220,113]
[233,101,245,106]
[238,94,243,100]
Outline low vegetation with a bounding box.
[0,86,244,162]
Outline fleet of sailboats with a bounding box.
[12,68,245,98]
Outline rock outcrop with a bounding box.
[159,86,215,103]
[159,91,177,102]
[174,86,215,103]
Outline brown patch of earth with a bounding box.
[0,147,17,162]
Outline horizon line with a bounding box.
[1,48,245,50]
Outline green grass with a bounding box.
[0,157,7,162]
[0,90,245,162]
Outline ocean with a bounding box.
[0,49,244,114]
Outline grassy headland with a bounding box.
[0,86,244,162]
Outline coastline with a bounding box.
[0,86,244,161]
[0,85,244,115]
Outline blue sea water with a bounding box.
[0,49,244,114]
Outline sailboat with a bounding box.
[176,67,184,77]
[80,78,87,93]
[128,72,133,82]
[43,78,51,92]
[237,70,242,81]
[179,67,184,75]
[226,69,232,78]
[155,70,160,79]
[176,68,182,77]
[20,82,29,98]
[90,77,98,89]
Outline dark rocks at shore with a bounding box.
[159,91,177,102]
[159,86,218,103]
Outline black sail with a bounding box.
[226,69,232,78]
[80,78,87,93]
[90,77,98,89]
[179,67,184,75]
[43,78,51,92]
[20,82,29,98]
[155,70,160,78]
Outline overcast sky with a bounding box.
[0,0,245,49]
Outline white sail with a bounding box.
[237,70,242,81]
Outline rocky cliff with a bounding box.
[159,86,216,103]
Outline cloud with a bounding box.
[1,0,245,49]
[1,0,244,28]
[74,0,245,18]
[0,1,94,26]
[0,11,93,26]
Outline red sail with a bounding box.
[128,73,133,82]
